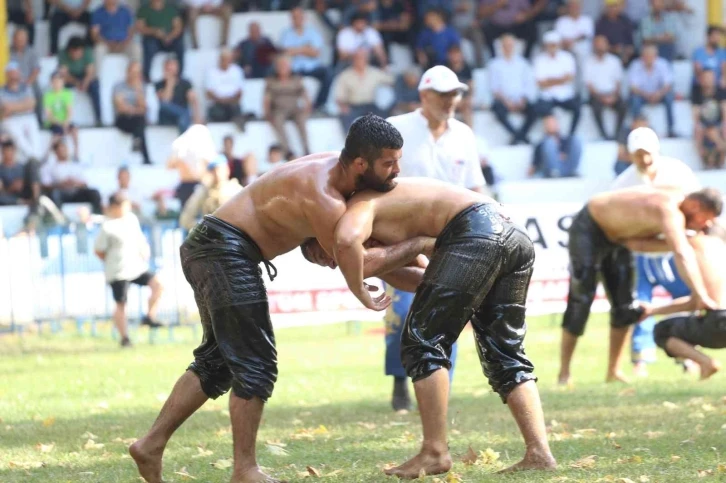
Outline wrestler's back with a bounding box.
[692,235,726,308]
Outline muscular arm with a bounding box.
[379,267,425,293]
[623,237,671,253]
[649,295,698,316]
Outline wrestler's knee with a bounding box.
[227,356,279,402]
[653,319,674,350]
[401,337,452,382]
[187,362,232,399]
[610,303,645,329]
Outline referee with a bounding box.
[385,65,486,412]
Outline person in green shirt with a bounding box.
[58,36,102,125]
[136,0,184,80]
[43,71,79,157]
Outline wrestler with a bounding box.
[130,114,434,483]
[558,186,722,386]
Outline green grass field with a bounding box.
[1,315,725,483]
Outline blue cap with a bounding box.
[207,154,227,171]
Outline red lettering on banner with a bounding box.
[267,289,363,313]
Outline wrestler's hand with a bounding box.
[694,294,719,311]
[358,287,392,311]
[637,302,652,322]
[420,237,436,258]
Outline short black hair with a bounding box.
[67,36,85,51]
[688,188,724,216]
[269,143,283,153]
[350,12,369,24]
[340,113,403,165]
[108,191,128,206]
[707,25,723,37]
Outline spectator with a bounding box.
[692,26,726,90]
[446,45,473,127]
[335,49,395,131]
[9,28,41,122]
[534,31,580,135]
[376,0,414,58]
[44,71,79,156]
[42,138,103,214]
[166,124,217,208]
[279,6,332,113]
[7,0,35,45]
[113,61,151,164]
[489,33,537,144]
[136,0,184,81]
[0,138,40,211]
[263,55,311,157]
[59,36,101,126]
[341,0,378,26]
[530,114,582,178]
[554,0,594,60]
[185,0,232,49]
[585,35,627,140]
[392,66,422,115]
[336,12,388,69]
[614,114,649,175]
[205,48,245,126]
[628,42,675,138]
[479,0,539,59]
[179,155,242,230]
[91,0,141,67]
[692,70,726,170]
[257,143,285,175]
[49,0,91,55]
[155,56,200,134]
[452,0,484,68]
[94,192,163,348]
[222,135,256,186]
[235,22,277,79]
[116,165,144,212]
[0,62,41,161]
[625,0,650,24]
[415,8,461,69]
[413,0,453,23]
[595,0,636,66]
[640,0,678,62]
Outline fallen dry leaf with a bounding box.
[611,441,622,449]
[644,431,664,439]
[576,428,598,435]
[718,463,726,473]
[702,403,716,412]
[36,443,54,453]
[479,448,500,465]
[81,432,98,440]
[671,455,682,462]
[689,412,705,420]
[215,426,231,437]
[663,401,678,409]
[697,469,713,477]
[312,425,328,435]
[211,458,233,470]
[617,479,635,483]
[461,446,478,465]
[638,477,650,482]
[42,417,55,427]
[192,446,213,458]
[357,422,376,430]
[444,473,463,482]
[266,444,289,456]
[174,467,196,480]
[618,387,636,397]
[8,461,44,469]
[327,469,344,476]
[606,432,617,439]
[570,455,597,469]
[83,439,104,450]
[307,466,321,477]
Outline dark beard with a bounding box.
[355,167,397,192]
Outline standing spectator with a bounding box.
[595,0,636,66]
[692,26,726,90]
[336,12,388,69]
[95,192,164,348]
[534,31,580,135]
[155,56,200,134]
[113,62,151,164]
[205,48,245,126]
[234,22,277,79]
[479,0,539,59]
[42,139,103,214]
[335,49,395,131]
[692,70,726,169]
[392,66,422,115]
[530,114,582,178]
[185,0,232,49]
[415,8,461,69]
[639,0,678,62]
[44,71,79,156]
[59,36,101,126]
[179,156,242,230]
[0,62,41,161]
[489,33,537,144]
[9,28,41,122]
[585,35,627,140]
[0,138,41,211]
[375,0,414,58]
[628,42,675,138]
[91,0,141,67]
[7,0,35,45]
[136,0,184,81]
[49,0,91,55]
[279,6,332,112]
[222,135,256,186]
[446,45,473,127]
[614,114,649,175]
[452,0,484,68]
[554,0,594,60]
[263,55,311,157]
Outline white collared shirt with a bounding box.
[610,155,700,191]
[488,54,536,103]
[555,14,594,43]
[584,52,624,95]
[534,50,577,101]
[387,109,485,190]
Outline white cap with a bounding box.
[418,65,469,93]
[543,31,561,44]
[627,127,660,154]
[170,124,218,173]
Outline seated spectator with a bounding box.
[392,66,422,115]
[59,36,101,126]
[179,156,242,230]
[113,62,151,164]
[692,26,726,91]
[10,28,41,122]
[335,49,395,131]
[341,0,379,26]
[584,35,627,140]
[446,45,473,127]
[136,0,184,81]
[44,72,79,157]
[257,143,285,175]
[0,62,41,161]
[452,0,484,68]
[414,0,454,24]
[640,0,678,62]
[264,55,311,157]
[614,114,649,175]
[376,0,414,58]
[489,33,537,144]
[91,0,141,67]
[554,0,594,60]
[279,6,332,112]
[336,12,388,69]
[42,139,103,214]
[7,0,35,45]
[535,0,567,22]
[692,70,726,170]
[0,138,40,210]
[185,0,232,49]
[206,48,245,126]
[534,31,580,135]
[49,0,92,55]
[155,56,200,134]
[415,8,461,69]
[530,114,582,178]
[235,22,277,79]
[628,42,675,138]
[479,0,539,59]
[222,135,255,186]
[595,0,636,66]
[625,0,650,24]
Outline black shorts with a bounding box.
[110,272,155,303]
[654,309,726,356]
[181,215,279,401]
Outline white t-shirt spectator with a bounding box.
[555,14,594,43]
[611,155,700,191]
[336,26,383,55]
[206,64,245,99]
[184,0,222,6]
[534,50,577,101]
[41,161,85,186]
[94,212,149,282]
[488,55,536,103]
[584,52,624,95]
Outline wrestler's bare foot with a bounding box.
[231,467,286,483]
[605,371,630,384]
[498,448,557,474]
[699,359,721,380]
[557,373,570,386]
[130,438,164,483]
[384,449,453,479]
